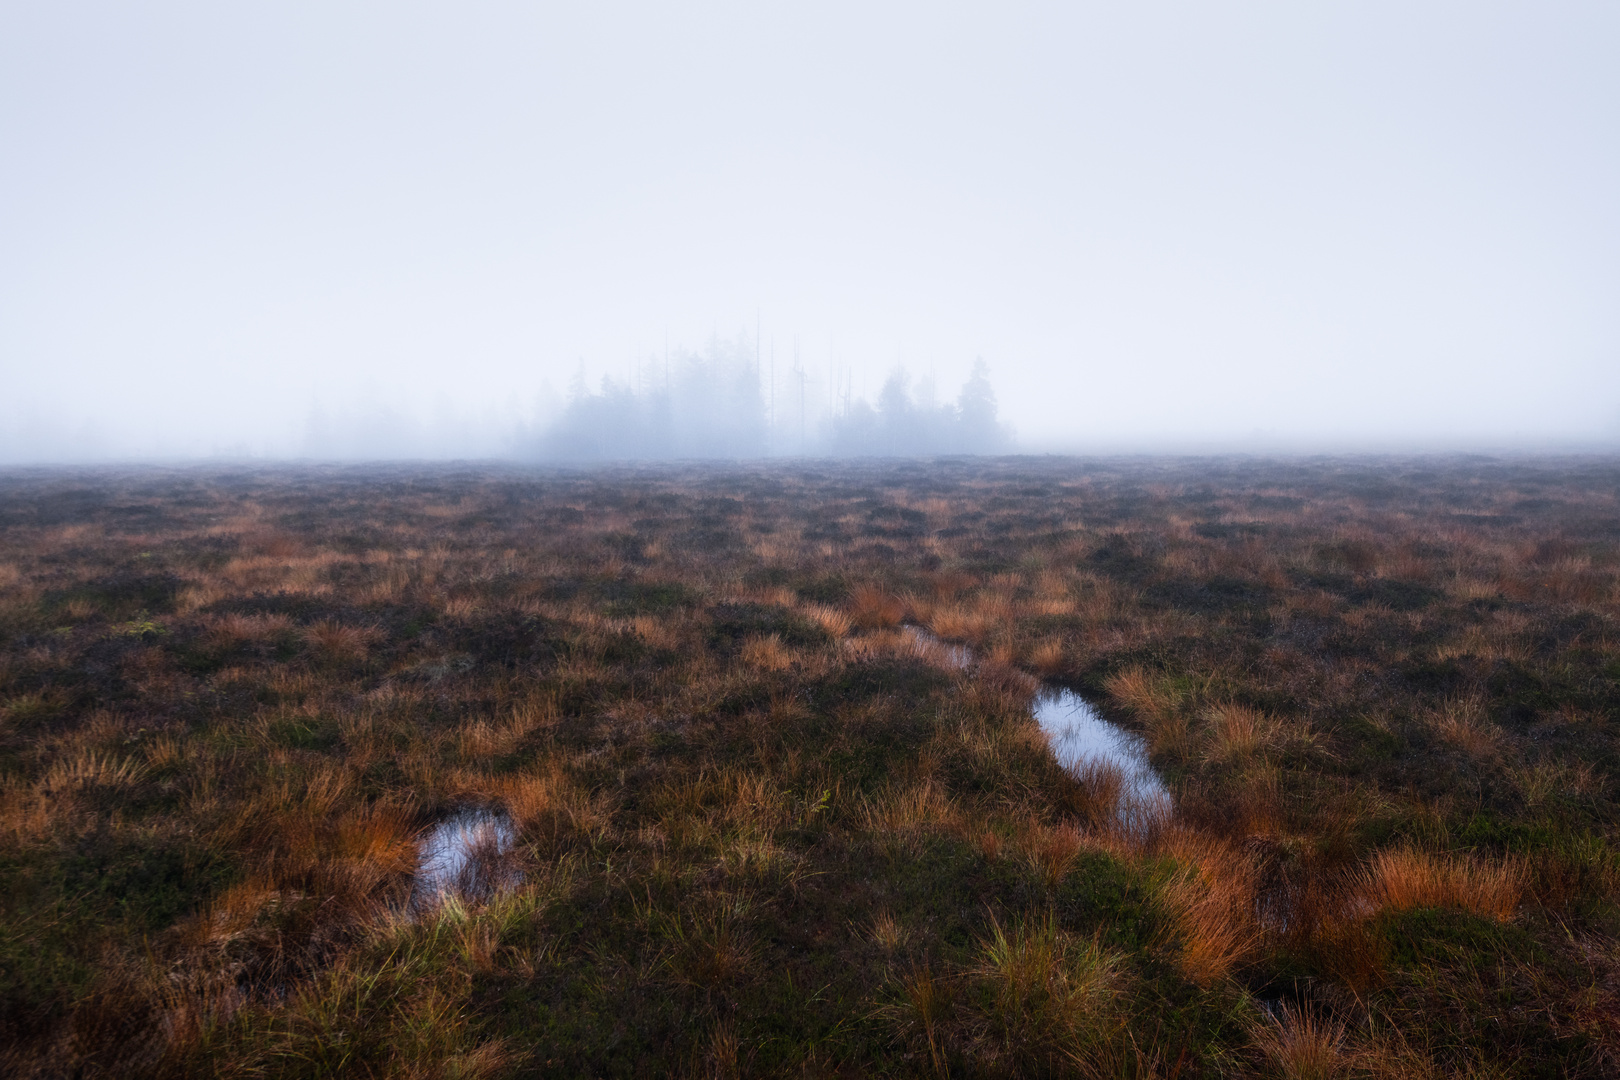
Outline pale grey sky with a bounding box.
[2,2,1617,458]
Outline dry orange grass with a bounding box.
[205,611,292,649]
[1023,822,1084,888]
[841,630,901,664]
[1157,830,1263,986]
[38,749,148,796]
[494,765,612,847]
[172,874,285,952]
[1063,758,1126,829]
[1105,666,1177,722]
[849,583,906,629]
[1203,703,1281,764]
[628,613,683,649]
[924,603,980,641]
[891,629,962,672]
[737,584,798,608]
[242,530,305,559]
[334,804,419,870]
[860,778,960,838]
[7,460,1618,1076]
[1426,696,1502,761]
[174,583,225,614]
[740,633,794,671]
[800,602,853,638]
[975,656,1039,700]
[1027,637,1066,677]
[867,909,911,953]
[302,620,377,661]
[1361,848,1523,922]
[455,715,533,760]
[1103,666,1196,759]
[924,593,1015,647]
[716,769,793,836]
[0,775,56,840]
[1249,1002,1351,1080]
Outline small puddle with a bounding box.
[1033,689,1173,830]
[904,625,1171,827]
[413,807,519,910]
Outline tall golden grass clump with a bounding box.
[1023,821,1085,888]
[740,633,794,671]
[1104,666,1191,757]
[1361,848,1523,922]
[1249,1002,1351,1080]
[924,603,979,642]
[848,583,906,629]
[800,602,853,638]
[1157,830,1263,986]
[38,749,148,796]
[1202,703,1281,764]
[1027,637,1066,677]
[860,778,960,839]
[495,765,611,849]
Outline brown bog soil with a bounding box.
[1,457,1618,1078]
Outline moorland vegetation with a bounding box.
[1,456,1618,1077]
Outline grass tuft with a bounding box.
[1249,1001,1351,1080]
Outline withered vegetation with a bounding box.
[1,456,1618,1077]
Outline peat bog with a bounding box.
[2,456,1619,1077]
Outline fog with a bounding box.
[533,338,1008,460]
[3,3,1618,461]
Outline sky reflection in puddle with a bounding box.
[904,623,1172,825]
[1033,688,1172,827]
[413,807,519,910]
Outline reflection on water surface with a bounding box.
[1034,688,1172,827]
[414,807,518,909]
[904,623,1172,825]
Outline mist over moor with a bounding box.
[2,3,1617,460]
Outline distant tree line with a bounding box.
[533,336,1012,460]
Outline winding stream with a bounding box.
[1033,687,1173,829]
[907,625,1172,826]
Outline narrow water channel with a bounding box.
[1032,688,1173,830]
[906,625,1172,826]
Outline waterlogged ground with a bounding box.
[2,457,1619,1077]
